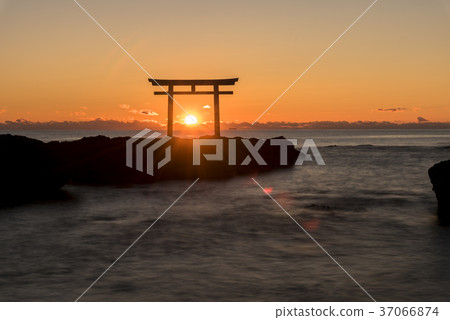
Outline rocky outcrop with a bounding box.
[49,135,300,184]
[0,135,70,204]
[0,134,300,203]
[428,160,450,224]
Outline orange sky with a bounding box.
[1,0,449,125]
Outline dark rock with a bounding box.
[0,134,300,203]
[51,135,300,184]
[428,160,450,224]
[0,134,70,205]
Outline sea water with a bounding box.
[0,129,449,301]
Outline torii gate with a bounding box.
[149,78,239,137]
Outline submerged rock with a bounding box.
[428,160,450,224]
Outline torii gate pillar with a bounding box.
[213,84,220,137]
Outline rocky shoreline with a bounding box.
[0,134,300,205]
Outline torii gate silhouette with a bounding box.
[149,78,239,137]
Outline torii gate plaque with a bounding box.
[149,78,238,137]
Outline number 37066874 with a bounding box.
[380,307,439,317]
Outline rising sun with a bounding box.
[184,115,198,125]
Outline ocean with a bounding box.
[0,129,449,301]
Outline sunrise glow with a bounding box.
[184,115,198,125]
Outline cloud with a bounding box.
[417,117,429,123]
[80,106,88,110]
[119,104,158,116]
[0,107,7,115]
[233,120,450,130]
[1,119,450,130]
[70,111,87,117]
[139,109,158,116]
[203,105,211,109]
[5,118,31,124]
[0,119,165,130]
[377,108,407,112]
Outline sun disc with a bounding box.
[184,115,197,125]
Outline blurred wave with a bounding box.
[0,130,449,301]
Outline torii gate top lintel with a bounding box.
[149,78,238,86]
[149,78,239,137]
